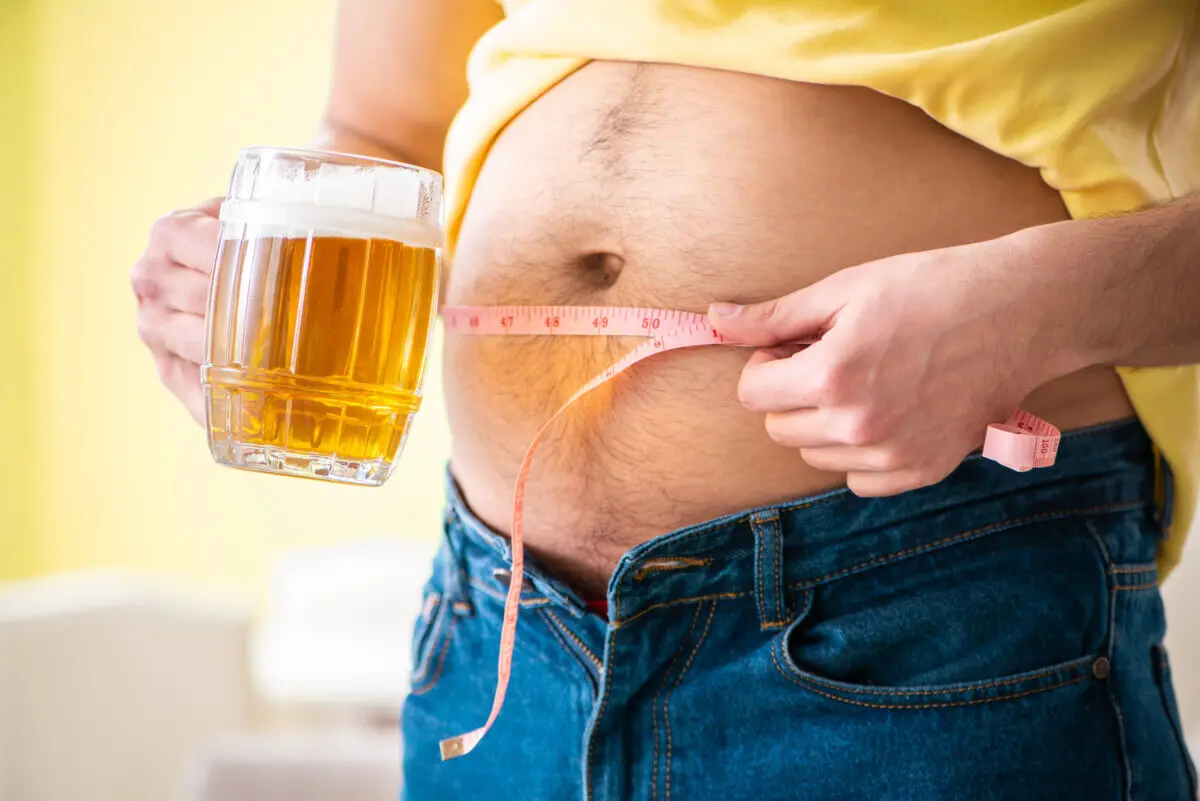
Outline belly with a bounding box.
[443,62,1134,595]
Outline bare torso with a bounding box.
[443,62,1135,596]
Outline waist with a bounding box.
[443,419,1161,619]
[441,62,1136,591]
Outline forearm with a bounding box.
[307,116,442,171]
[1045,194,1200,371]
[310,0,502,173]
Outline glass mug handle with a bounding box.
[200,147,444,486]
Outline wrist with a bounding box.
[1010,217,1130,376]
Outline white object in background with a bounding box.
[183,729,401,801]
[251,538,439,713]
[0,571,252,801]
[1163,517,1200,755]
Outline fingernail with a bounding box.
[710,303,743,318]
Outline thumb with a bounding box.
[198,196,225,218]
[708,284,837,347]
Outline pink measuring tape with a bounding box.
[435,304,1060,759]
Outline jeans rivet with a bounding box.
[452,599,475,617]
[491,567,533,591]
[1092,657,1111,680]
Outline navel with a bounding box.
[580,251,625,288]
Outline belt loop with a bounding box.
[440,518,471,606]
[1157,448,1176,539]
[752,509,787,631]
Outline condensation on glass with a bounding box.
[201,147,443,485]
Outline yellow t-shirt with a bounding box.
[442,0,1200,577]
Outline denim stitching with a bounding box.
[751,510,785,629]
[411,593,442,671]
[789,587,814,632]
[616,571,624,622]
[410,598,445,686]
[585,627,617,801]
[774,512,784,627]
[421,592,440,623]
[1152,645,1199,796]
[544,609,603,670]
[674,602,716,686]
[771,640,1091,709]
[611,590,752,629]
[653,604,703,801]
[410,615,458,696]
[1084,517,1131,799]
[752,515,767,628]
[778,650,1097,697]
[761,512,788,627]
[1114,580,1160,592]
[787,501,1144,590]
[1109,563,1158,574]
[666,602,716,801]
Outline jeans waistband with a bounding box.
[445,419,1157,626]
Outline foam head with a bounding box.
[222,147,444,247]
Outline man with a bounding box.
[132,0,1200,797]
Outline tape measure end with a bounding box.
[440,729,485,761]
[439,736,466,761]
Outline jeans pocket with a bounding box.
[1153,643,1198,796]
[410,590,456,695]
[777,511,1111,708]
[409,542,459,696]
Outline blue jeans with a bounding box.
[401,420,1195,800]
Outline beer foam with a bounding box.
[220,199,443,249]
[225,148,444,247]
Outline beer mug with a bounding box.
[201,147,443,486]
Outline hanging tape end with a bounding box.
[439,736,467,761]
[439,730,482,761]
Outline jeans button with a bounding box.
[1092,657,1111,680]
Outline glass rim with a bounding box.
[238,145,443,183]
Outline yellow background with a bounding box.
[1,1,35,580]
[1,0,450,595]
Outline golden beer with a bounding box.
[202,148,443,485]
